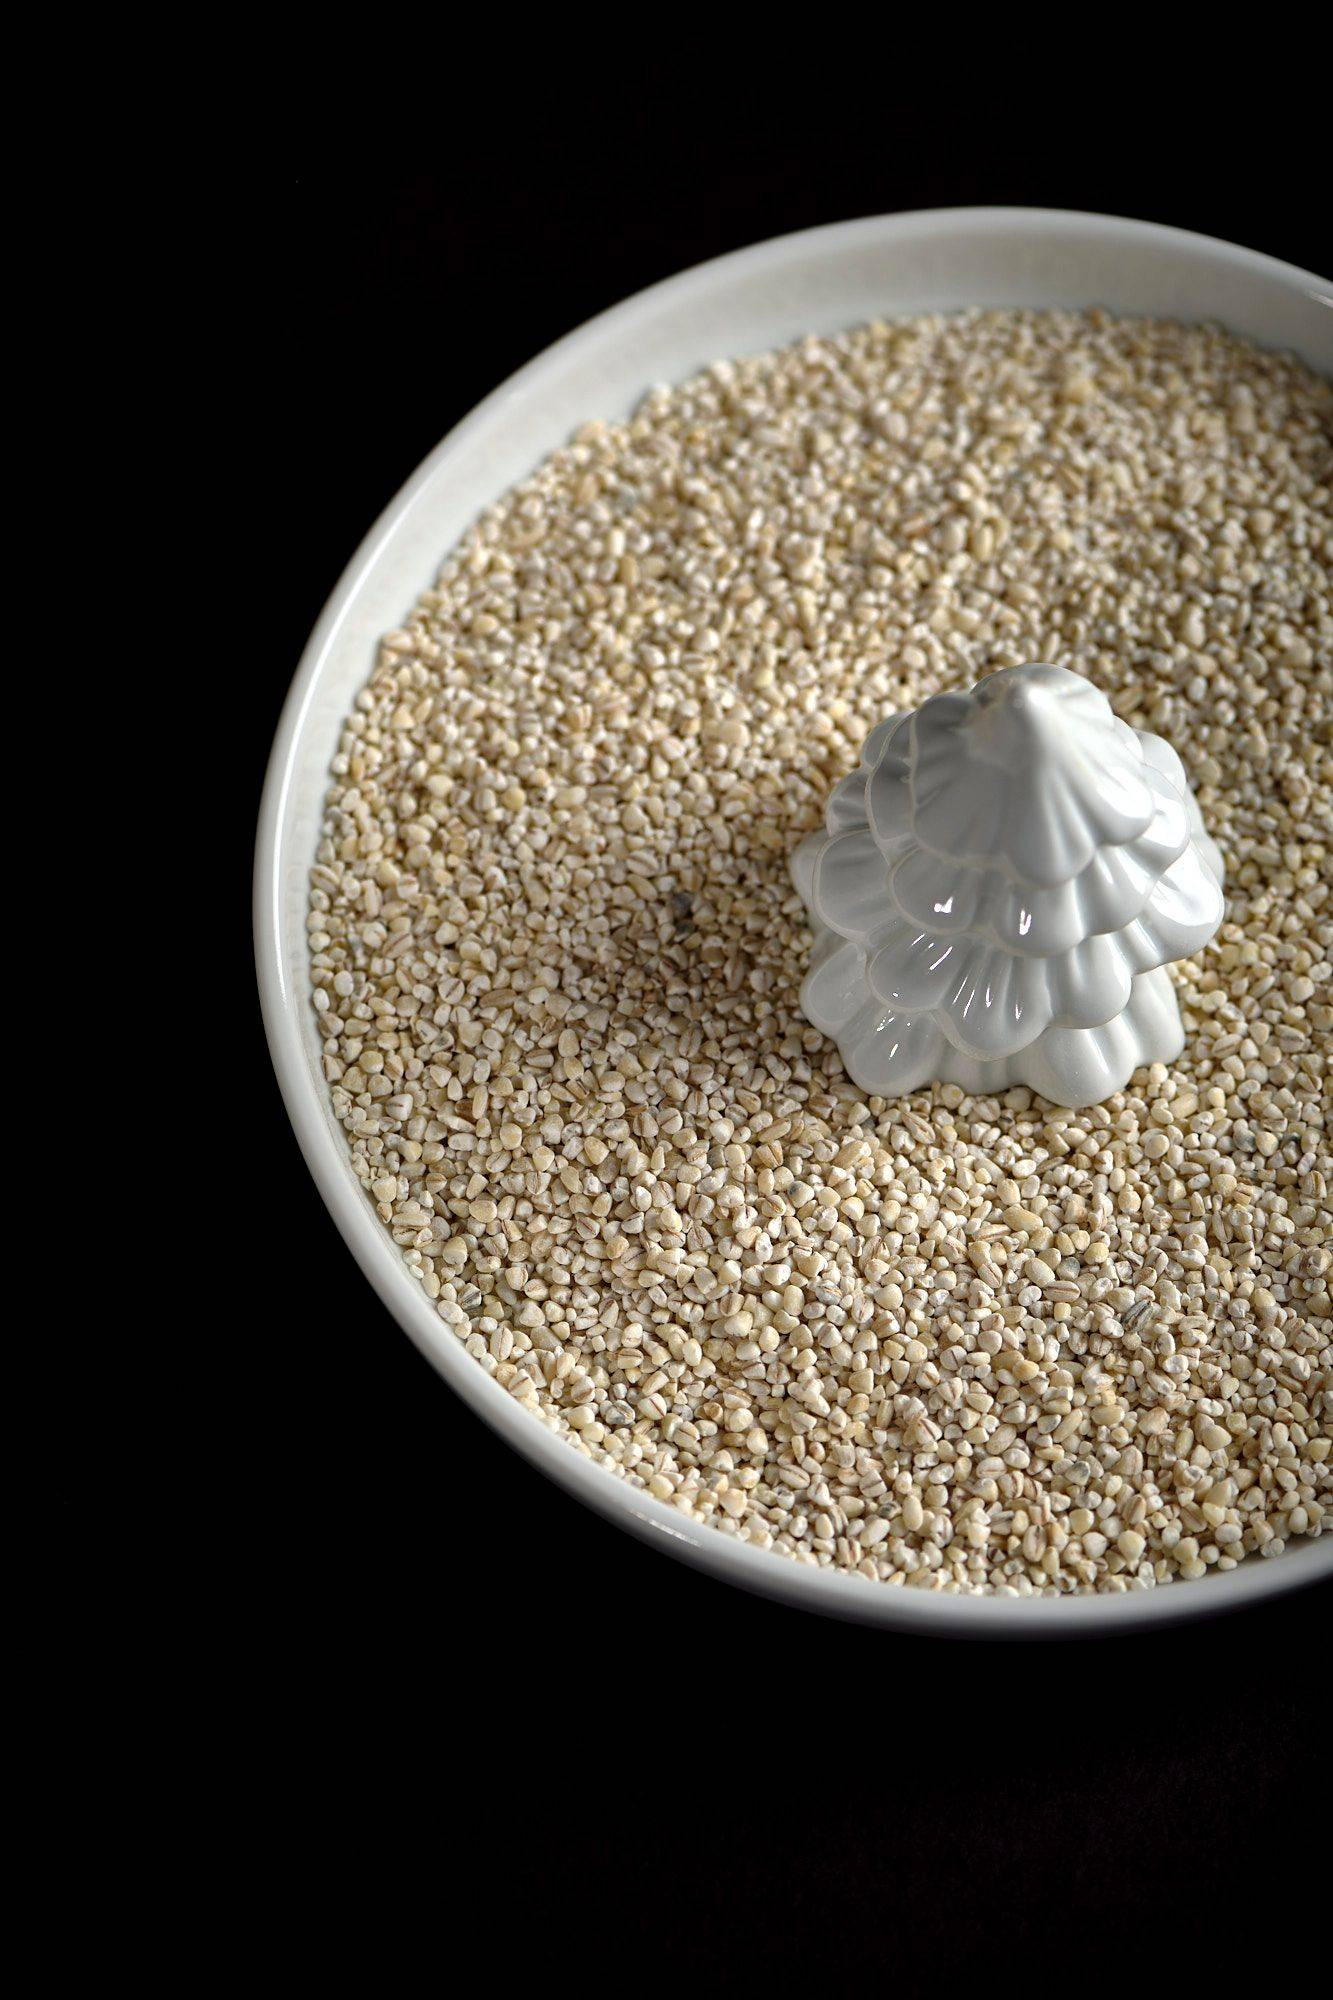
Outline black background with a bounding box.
[242,109,1329,1978]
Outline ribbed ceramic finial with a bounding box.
[791,664,1225,1108]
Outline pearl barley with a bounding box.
[310,308,1331,1596]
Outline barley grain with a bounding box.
[310,307,1332,1595]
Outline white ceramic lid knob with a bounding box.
[791,664,1224,1108]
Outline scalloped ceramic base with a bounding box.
[797,907,1187,1107]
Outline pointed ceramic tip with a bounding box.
[975,664,1064,710]
[967,666,1071,769]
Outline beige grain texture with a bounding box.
[309,308,1332,1594]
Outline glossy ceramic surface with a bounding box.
[791,664,1225,1106]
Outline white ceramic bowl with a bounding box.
[257,208,1333,1634]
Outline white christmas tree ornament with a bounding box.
[791,664,1224,1108]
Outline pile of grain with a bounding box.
[308,308,1331,1593]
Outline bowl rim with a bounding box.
[256,205,1332,1635]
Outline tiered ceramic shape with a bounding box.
[792,664,1225,1107]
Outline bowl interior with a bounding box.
[258,209,1333,1632]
